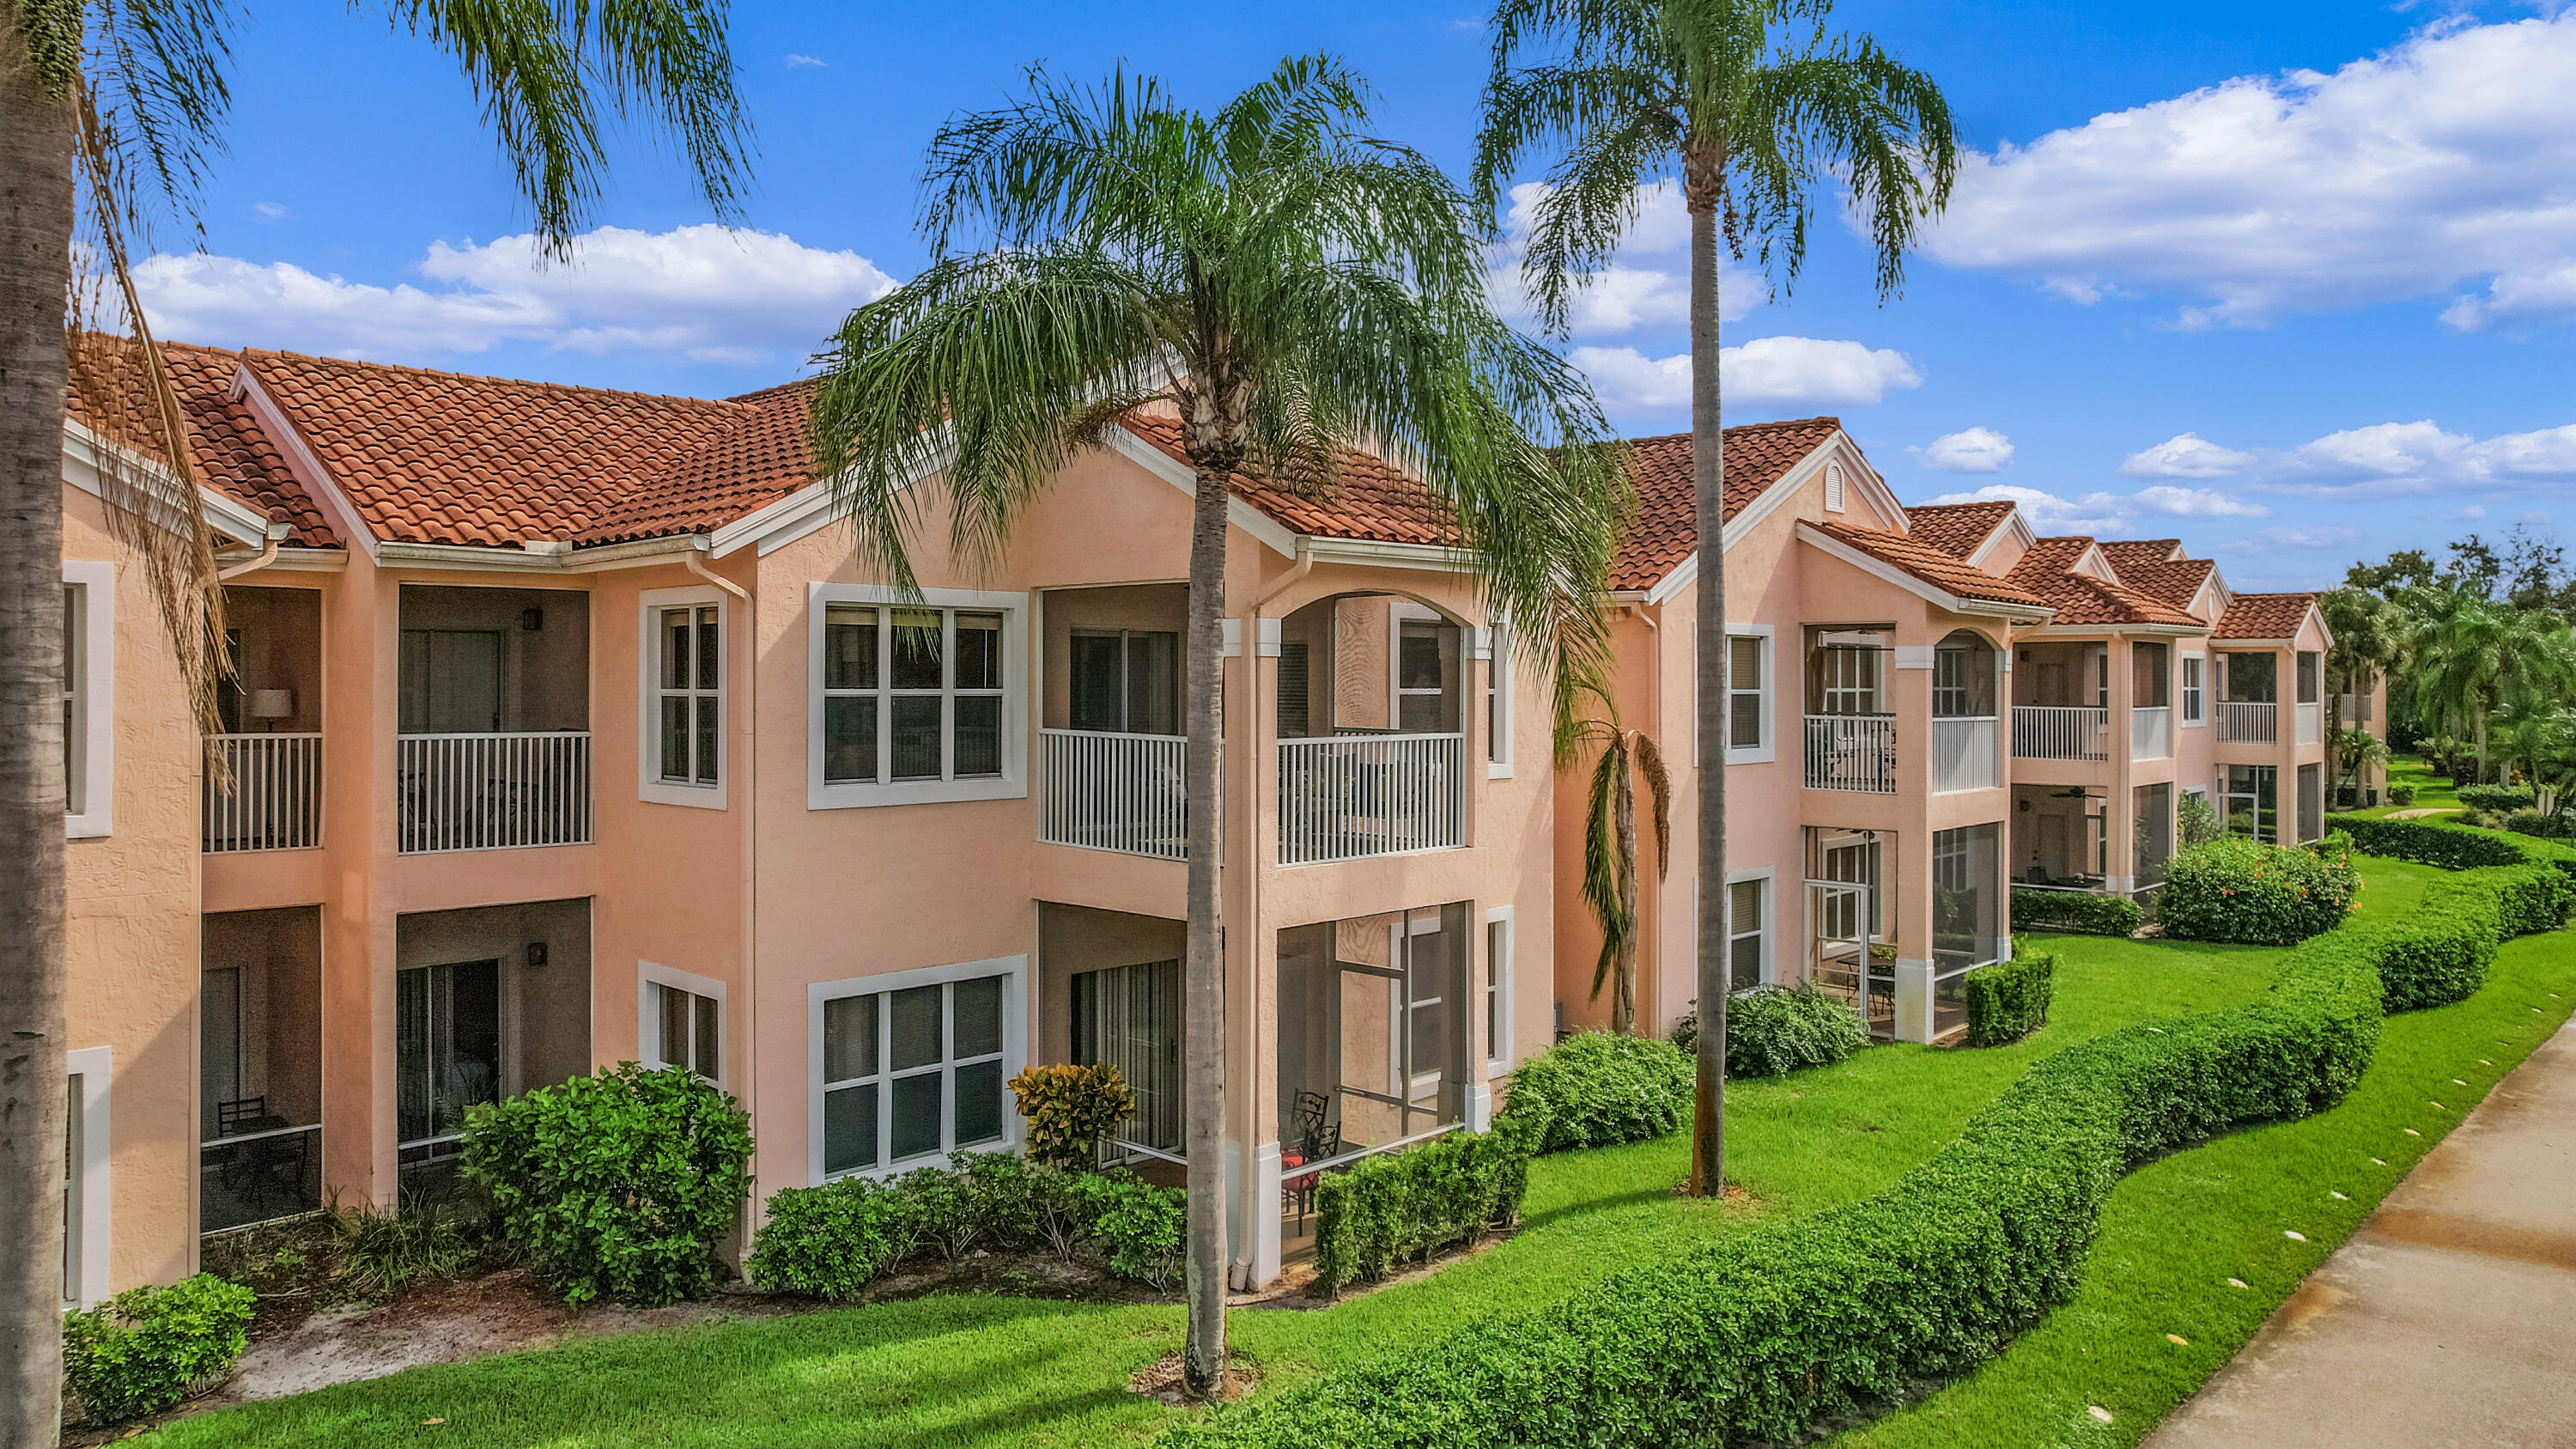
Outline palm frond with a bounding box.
[1634,728,1672,878]
[1583,729,1629,997]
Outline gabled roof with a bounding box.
[1807,519,2050,610]
[2114,556,2217,612]
[63,339,339,547]
[1901,501,2015,560]
[1609,417,1844,590]
[578,381,817,546]
[2008,536,2203,628]
[2099,539,2183,569]
[1117,412,1461,548]
[2215,592,2318,641]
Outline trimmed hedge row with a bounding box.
[1963,951,2055,1046]
[2456,782,2536,813]
[1498,1032,1692,1153]
[2008,889,2143,938]
[1311,1094,1552,1296]
[1163,831,2565,1449]
[2342,816,2576,879]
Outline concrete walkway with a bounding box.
[2147,1018,2576,1449]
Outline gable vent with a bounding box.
[1824,463,1847,513]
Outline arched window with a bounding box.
[1932,630,1999,719]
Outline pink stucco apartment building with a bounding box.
[54,342,2363,1305]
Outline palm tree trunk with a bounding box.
[1684,153,1727,1198]
[1613,752,1637,1036]
[0,20,76,1440]
[1179,460,1230,1397]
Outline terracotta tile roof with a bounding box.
[1608,418,1844,590]
[2113,556,2216,612]
[1808,519,2050,609]
[2098,539,2182,569]
[1117,412,1462,547]
[243,349,760,547]
[1902,501,2015,559]
[2215,592,2317,640]
[63,340,340,547]
[2007,536,2203,627]
[577,381,817,545]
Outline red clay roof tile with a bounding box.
[2215,592,2317,640]
[1901,501,2015,560]
[1608,418,1844,591]
[1117,412,1463,548]
[2007,537,2204,627]
[1808,519,2050,609]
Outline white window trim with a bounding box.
[1388,600,1446,733]
[2179,651,2208,728]
[1484,905,1515,1070]
[1727,867,1776,989]
[64,1045,112,1309]
[1725,625,1777,765]
[638,584,727,810]
[806,582,1029,809]
[806,953,1028,1184]
[638,961,727,1087]
[64,561,114,838]
[1479,624,1514,779]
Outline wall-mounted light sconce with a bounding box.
[526,942,549,967]
[522,607,544,632]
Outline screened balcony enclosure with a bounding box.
[201,907,324,1233]
[1274,595,1467,862]
[1037,586,1188,860]
[1930,822,2007,1038]
[1930,630,2002,793]
[1276,904,1472,1164]
[2217,651,2280,744]
[397,585,591,853]
[1039,904,1187,1165]
[205,586,324,853]
[1804,828,1895,1038]
[392,900,591,1202]
[2013,640,2110,761]
[1804,626,1896,793]
[2016,783,2108,889]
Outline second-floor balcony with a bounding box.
[398,731,593,853]
[1040,728,1189,861]
[2014,705,2110,762]
[2132,705,2172,761]
[204,733,323,853]
[1931,716,1999,793]
[2219,700,2277,744]
[1279,731,1465,864]
[397,584,590,855]
[2296,701,2322,745]
[204,584,324,854]
[1804,714,1897,793]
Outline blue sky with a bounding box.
[136,1,2576,589]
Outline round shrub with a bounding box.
[1009,1062,1136,1170]
[2387,783,2416,807]
[1499,1031,1692,1152]
[1722,983,1870,1079]
[461,1062,751,1306]
[2159,832,2360,945]
[62,1273,256,1422]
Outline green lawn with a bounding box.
[2347,755,2463,819]
[146,862,2576,1449]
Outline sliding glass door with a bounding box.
[396,960,501,1178]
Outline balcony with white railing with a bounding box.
[2013,706,2110,762]
[203,734,323,853]
[2296,702,2323,746]
[1278,732,1464,865]
[1931,716,1999,794]
[397,732,592,854]
[1040,729,1190,861]
[1804,715,1897,794]
[2132,705,2172,761]
[2218,701,2279,745]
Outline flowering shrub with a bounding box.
[2160,831,2360,945]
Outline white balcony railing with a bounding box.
[398,732,592,854]
[2296,702,2323,746]
[2218,701,2278,744]
[203,733,323,853]
[1040,728,1189,861]
[1930,716,1999,794]
[1803,715,1897,794]
[2132,705,2172,761]
[2013,706,2110,761]
[1278,732,1464,865]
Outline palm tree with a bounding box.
[3,5,746,1436]
[2333,727,2389,802]
[806,58,1624,1397]
[2403,585,2514,783]
[1473,0,1958,1196]
[1571,697,1672,1035]
[2320,584,2404,785]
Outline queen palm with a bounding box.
[2,3,747,1434]
[1571,697,1672,1035]
[806,58,1624,1397]
[1473,0,1957,1195]
[2321,584,2404,782]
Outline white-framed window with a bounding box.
[638,585,725,809]
[1389,605,1453,733]
[63,1046,112,1309]
[810,955,1025,1181]
[2180,654,2207,726]
[1727,628,1775,762]
[808,584,1028,809]
[1484,905,1515,1070]
[1727,871,1771,992]
[1483,624,1514,777]
[639,962,726,1086]
[63,562,115,837]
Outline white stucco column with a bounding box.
[1893,957,1935,1044]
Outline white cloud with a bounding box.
[1925,483,2132,536]
[2120,431,2254,479]
[2238,524,2364,551]
[1571,336,1922,411]
[1491,180,1763,335]
[2127,484,2270,519]
[2272,420,2576,491]
[135,223,896,368]
[1910,426,2014,473]
[784,53,827,68]
[250,201,288,222]
[1925,15,2576,329]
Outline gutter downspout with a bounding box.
[216,521,293,581]
[686,543,760,1252]
[1233,538,1313,1289]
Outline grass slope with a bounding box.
[144,861,2573,1449]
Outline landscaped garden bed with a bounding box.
[130,849,2576,1449]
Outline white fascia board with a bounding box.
[2022,620,2204,639]
[1795,522,1973,613]
[1832,432,1908,531]
[231,366,382,559]
[1956,598,2057,622]
[376,534,707,573]
[1102,424,1299,558]
[1966,510,2035,569]
[60,420,270,547]
[1302,535,1473,574]
[259,547,349,573]
[1644,553,1697,606]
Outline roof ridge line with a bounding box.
[244,346,761,411]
